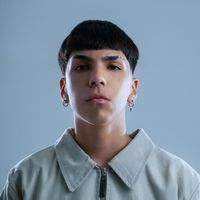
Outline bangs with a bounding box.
[58,20,139,75]
[65,21,137,60]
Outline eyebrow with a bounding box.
[73,55,93,62]
[102,56,120,61]
[73,55,123,62]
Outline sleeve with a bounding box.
[190,182,200,200]
[0,168,23,200]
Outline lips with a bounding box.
[86,94,110,102]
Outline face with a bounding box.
[60,49,139,126]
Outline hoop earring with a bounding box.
[128,102,134,112]
[62,100,69,107]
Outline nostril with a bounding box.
[89,81,97,87]
[89,77,106,87]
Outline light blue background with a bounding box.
[0,0,200,189]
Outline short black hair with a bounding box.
[58,20,139,75]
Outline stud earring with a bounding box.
[62,100,69,107]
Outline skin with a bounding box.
[60,49,139,167]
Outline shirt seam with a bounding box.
[8,181,18,198]
[7,169,22,199]
[96,168,101,200]
[189,182,200,200]
[107,168,110,200]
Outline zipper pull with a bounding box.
[99,168,107,199]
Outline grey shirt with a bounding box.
[1,128,200,200]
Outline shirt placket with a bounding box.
[97,166,108,200]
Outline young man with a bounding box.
[1,20,200,200]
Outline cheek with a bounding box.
[65,79,77,104]
[67,82,85,112]
[66,74,80,93]
[114,77,132,98]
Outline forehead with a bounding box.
[69,49,127,62]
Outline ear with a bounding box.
[59,77,68,102]
[127,78,139,104]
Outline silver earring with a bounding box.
[62,100,69,107]
[128,102,134,112]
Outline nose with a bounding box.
[88,68,107,88]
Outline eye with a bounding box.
[75,64,89,71]
[108,65,121,71]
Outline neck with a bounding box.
[72,115,131,167]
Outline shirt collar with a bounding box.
[54,128,155,191]
[108,128,155,189]
[54,129,96,192]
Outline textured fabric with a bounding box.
[1,128,200,200]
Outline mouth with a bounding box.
[86,94,110,103]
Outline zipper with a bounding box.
[99,167,107,200]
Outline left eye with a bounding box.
[108,65,121,71]
[75,65,89,71]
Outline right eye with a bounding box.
[75,65,89,71]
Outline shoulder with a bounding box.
[12,145,56,174]
[0,145,57,199]
[4,129,71,187]
[148,145,200,199]
[153,146,199,178]
[6,145,57,189]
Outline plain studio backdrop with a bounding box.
[0,0,200,189]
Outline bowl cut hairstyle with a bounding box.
[58,20,139,75]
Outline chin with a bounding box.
[86,116,112,126]
[88,119,111,126]
[79,112,114,126]
[75,105,118,126]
